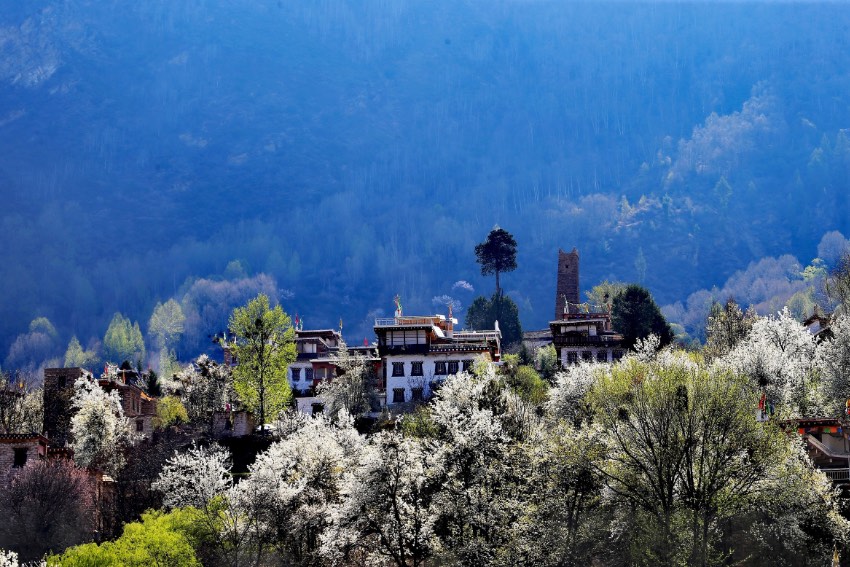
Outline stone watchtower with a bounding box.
[43,367,89,447]
[555,248,580,319]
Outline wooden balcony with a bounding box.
[821,468,850,483]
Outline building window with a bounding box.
[448,361,459,375]
[582,351,593,362]
[305,368,314,381]
[411,387,424,402]
[613,350,624,361]
[411,361,424,376]
[13,448,27,468]
[58,376,66,388]
[462,360,473,372]
[311,403,324,416]
[393,388,406,403]
[434,362,447,375]
[136,420,144,432]
[567,352,578,365]
[292,368,301,381]
[597,351,608,363]
[392,362,405,377]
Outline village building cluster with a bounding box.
[2,245,849,524]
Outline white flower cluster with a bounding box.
[70,376,134,474]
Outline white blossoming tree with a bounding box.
[234,412,364,564]
[173,355,236,430]
[547,361,608,425]
[718,307,820,416]
[153,443,233,511]
[153,443,254,566]
[816,315,850,416]
[322,431,440,567]
[317,342,378,417]
[427,369,515,565]
[70,377,133,475]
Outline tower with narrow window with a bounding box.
[555,247,580,318]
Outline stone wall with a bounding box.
[0,435,47,482]
[555,248,580,320]
[211,411,255,437]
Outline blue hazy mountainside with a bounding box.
[1,1,849,365]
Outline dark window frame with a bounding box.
[410,361,424,376]
[434,361,447,375]
[12,448,27,468]
[447,361,459,375]
[392,362,405,377]
[392,388,406,403]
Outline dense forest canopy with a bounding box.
[2,1,850,370]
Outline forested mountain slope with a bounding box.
[2,1,849,363]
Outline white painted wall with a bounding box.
[385,353,478,405]
[289,362,314,394]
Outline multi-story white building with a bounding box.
[374,314,501,407]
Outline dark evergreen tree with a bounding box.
[474,227,518,296]
[145,369,162,397]
[465,292,523,347]
[611,285,673,349]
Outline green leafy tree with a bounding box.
[159,348,181,380]
[585,280,626,310]
[465,292,523,347]
[103,312,145,365]
[229,294,295,428]
[149,299,186,351]
[155,396,189,429]
[499,358,548,406]
[28,317,58,339]
[49,509,201,566]
[474,226,517,296]
[63,336,98,369]
[611,284,673,349]
[588,353,846,566]
[534,344,558,385]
